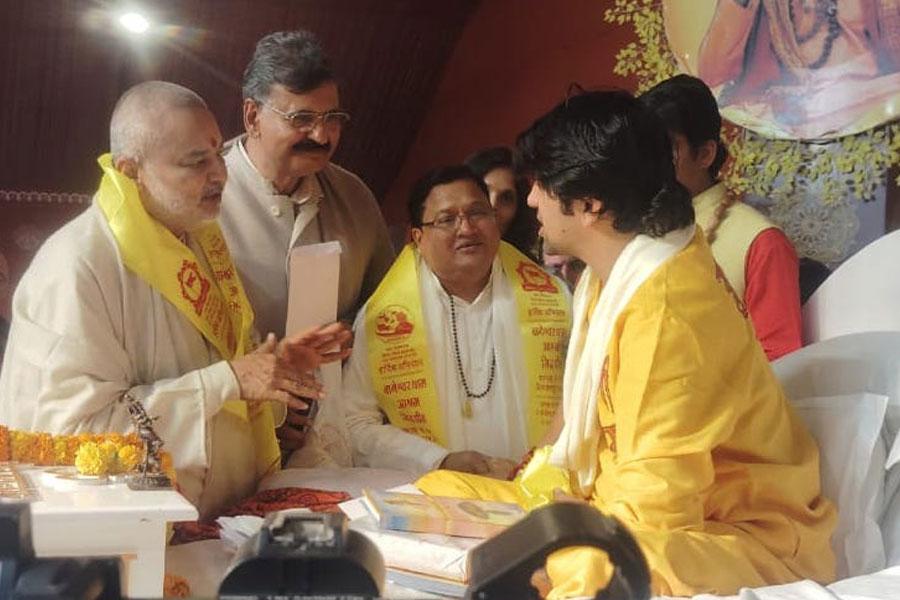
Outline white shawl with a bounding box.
[550,225,695,494]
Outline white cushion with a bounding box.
[803,230,900,343]
[773,332,900,576]
[791,393,887,578]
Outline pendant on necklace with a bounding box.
[462,398,474,419]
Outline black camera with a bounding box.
[0,503,122,600]
[219,509,384,599]
[220,504,650,600]
[0,499,650,599]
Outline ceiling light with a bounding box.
[119,12,150,34]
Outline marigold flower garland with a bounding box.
[0,425,174,481]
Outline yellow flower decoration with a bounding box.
[52,437,72,465]
[117,445,142,473]
[10,431,37,463]
[35,433,54,466]
[160,451,177,485]
[604,0,678,94]
[1,430,154,476]
[100,440,121,473]
[75,441,108,476]
[0,426,9,461]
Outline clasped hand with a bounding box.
[229,322,352,413]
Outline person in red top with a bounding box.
[641,75,801,360]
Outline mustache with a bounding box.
[292,139,331,153]
[202,185,224,197]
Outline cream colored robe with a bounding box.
[0,204,257,519]
[218,137,396,337]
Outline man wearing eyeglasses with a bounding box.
[0,81,349,519]
[218,30,395,464]
[340,165,571,477]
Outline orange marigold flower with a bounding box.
[116,445,142,473]
[65,436,81,465]
[52,437,70,465]
[35,433,54,466]
[160,451,176,485]
[10,431,36,463]
[103,433,125,447]
[0,425,10,462]
[163,573,191,597]
[100,441,120,473]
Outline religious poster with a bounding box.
[662,0,900,140]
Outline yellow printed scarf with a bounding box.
[366,242,570,448]
[94,153,280,480]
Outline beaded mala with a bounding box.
[448,293,496,418]
[786,0,841,70]
[704,191,738,245]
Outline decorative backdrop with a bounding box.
[604,0,900,264]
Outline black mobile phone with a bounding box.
[298,397,319,421]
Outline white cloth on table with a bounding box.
[260,466,413,498]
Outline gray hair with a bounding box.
[242,30,334,102]
[109,81,208,161]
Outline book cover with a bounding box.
[348,513,476,584]
[362,489,525,539]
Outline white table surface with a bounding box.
[23,466,198,598]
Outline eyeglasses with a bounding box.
[262,103,351,131]
[420,207,496,231]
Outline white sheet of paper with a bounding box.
[285,240,342,335]
[284,241,343,461]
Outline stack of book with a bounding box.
[339,485,525,597]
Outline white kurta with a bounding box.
[218,137,396,337]
[0,204,257,519]
[342,255,533,475]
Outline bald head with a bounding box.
[110,81,208,162]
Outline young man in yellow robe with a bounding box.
[416,90,836,598]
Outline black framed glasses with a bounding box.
[262,103,351,132]
[420,207,496,231]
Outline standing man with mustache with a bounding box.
[219,31,395,464]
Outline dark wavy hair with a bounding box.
[408,165,489,228]
[640,74,727,179]
[464,146,539,258]
[242,30,334,101]
[515,89,693,238]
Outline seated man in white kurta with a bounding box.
[342,165,571,477]
[0,81,349,519]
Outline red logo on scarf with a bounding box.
[516,261,557,293]
[178,260,210,315]
[374,305,414,339]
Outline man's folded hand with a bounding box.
[229,333,324,406]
